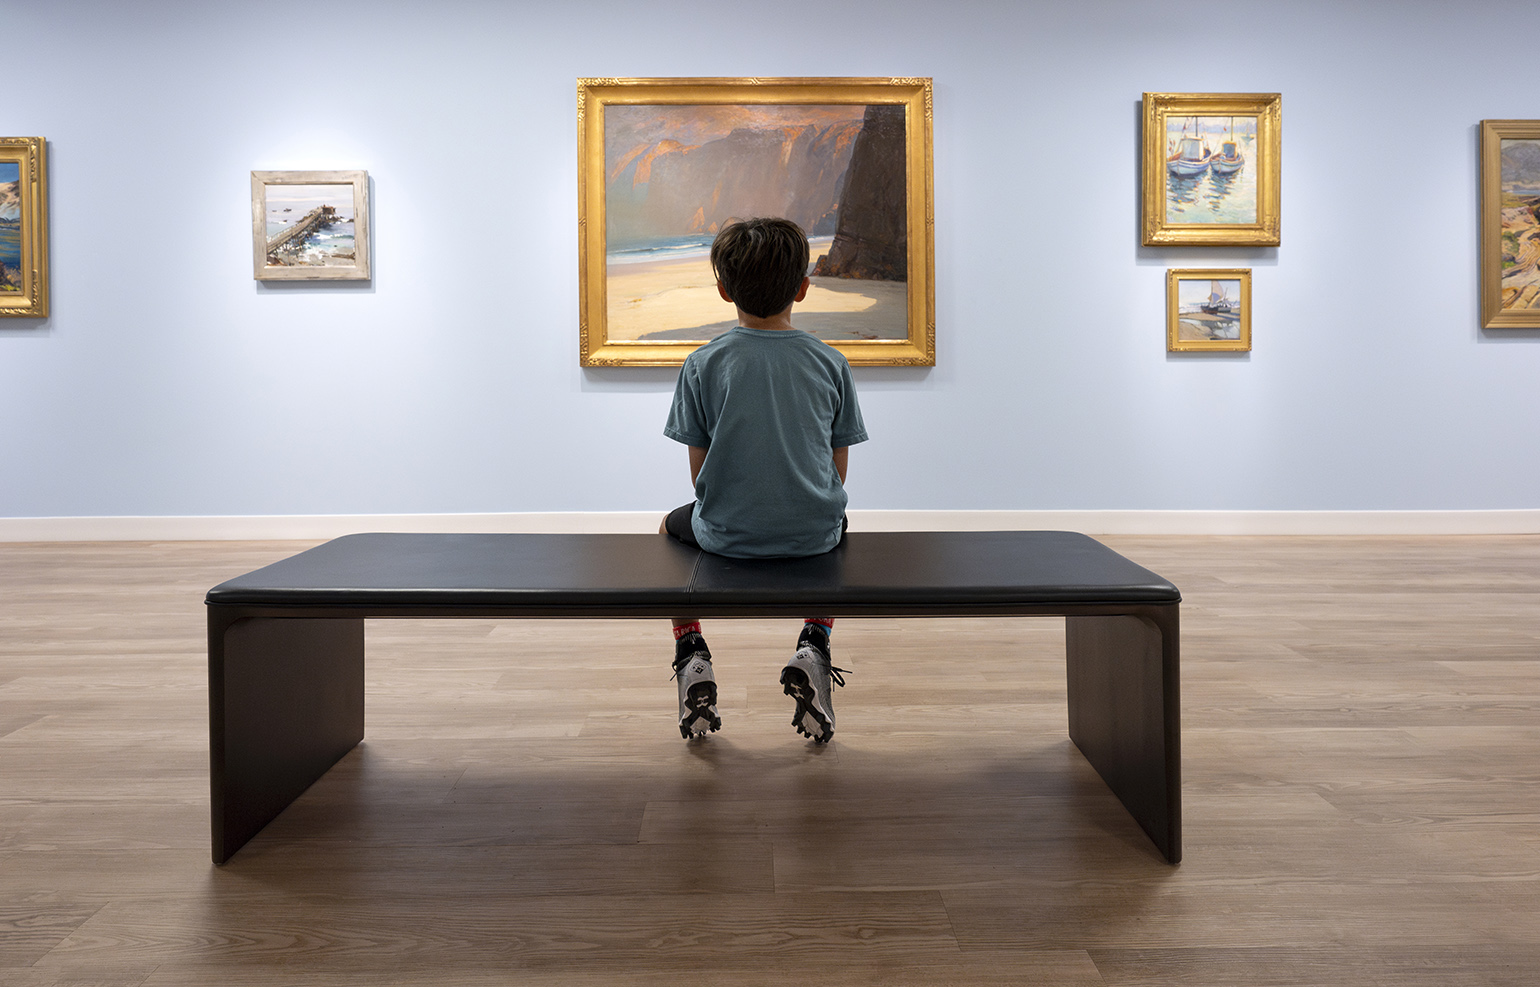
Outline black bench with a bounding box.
[206,530,1182,864]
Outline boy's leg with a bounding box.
[672,618,719,739]
[661,507,718,738]
[781,618,846,744]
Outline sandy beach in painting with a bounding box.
[605,247,907,342]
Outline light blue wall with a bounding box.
[3,0,1536,517]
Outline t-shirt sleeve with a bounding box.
[663,360,711,447]
[830,360,869,447]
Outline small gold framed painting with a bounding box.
[0,137,49,318]
[251,170,370,281]
[1479,119,1540,328]
[577,77,934,367]
[1143,93,1280,247]
[1167,269,1251,352]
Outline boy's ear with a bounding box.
[794,277,810,302]
[716,280,734,303]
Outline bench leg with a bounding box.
[1065,610,1181,863]
[208,611,365,864]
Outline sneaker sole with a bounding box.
[679,681,721,739]
[780,667,832,743]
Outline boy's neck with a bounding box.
[735,306,797,332]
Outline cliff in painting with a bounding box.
[607,115,860,242]
[812,104,907,281]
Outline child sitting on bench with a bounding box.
[660,217,869,743]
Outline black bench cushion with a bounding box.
[205,531,1179,614]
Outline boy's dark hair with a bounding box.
[709,218,810,319]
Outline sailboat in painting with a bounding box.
[1210,118,1245,175]
[1200,280,1236,315]
[1167,118,1212,176]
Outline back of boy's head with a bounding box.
[710,218,810,319]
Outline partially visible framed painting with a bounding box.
[251,170,370,281]
[0,137,48,318]
[1480,120,1540,328]
[1143,93,1281,247]
[577,77,934,366]
[1167,268,1251,352]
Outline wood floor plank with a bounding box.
[1087,945,1540,987]
[126,951,1103,986]
[944,881,1540,949]
[42,892,959,968]
[0,900,106,967]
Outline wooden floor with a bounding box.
[2,537,1538,986]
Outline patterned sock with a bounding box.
[804,617,835,640]
[673,623,708,666]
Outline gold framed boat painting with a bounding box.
[251,170,370,281]
[1143,93,1280,247]
[577,77,935,367]
[1480,119,1540,328]
[1,137,48,318]
[1167,269,1251,352]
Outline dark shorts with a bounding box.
[664,502,702,548]
[663,502,848,553]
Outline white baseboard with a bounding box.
[2,509,1539,541]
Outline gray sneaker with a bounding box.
[673,636,720,739]
[780,624,847,744]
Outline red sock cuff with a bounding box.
[804,618,835,630]
[672,621,702,641]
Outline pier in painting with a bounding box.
[263,184,357,268]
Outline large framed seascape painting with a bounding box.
[251,171,370,281]
[1,137,48,318]
[1480,120,1540,328]
[1143,93,1281,247]
[1167,269,1251,352]
[577,77,934,366]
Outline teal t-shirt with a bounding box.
[664,327,869,558]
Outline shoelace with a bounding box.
[669,650,711,682]
[799,645,850,688]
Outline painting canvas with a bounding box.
[1167,268,1251,352]
[0,137,48,317]
[251,171,369,281]
[1164,115,1259,225]
[579,78,934,366]
[0,161,20,292]
[1481,121,1540,327]
[1143,93,1280,247]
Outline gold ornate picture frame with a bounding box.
[1480,119,1540,328]
[1143,93,1281,247]
[0,137,49,318]
[251,170,370,281]
[1168,268,1251,352]
[577,77,934,367]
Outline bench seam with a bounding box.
[686,548,705,607]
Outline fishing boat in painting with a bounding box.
[1200,280,1236,315]
[1167,119,1212,176]
[1210,118,1245,175]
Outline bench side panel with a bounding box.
[1065,608,1181,863]
[210,611,365,863]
